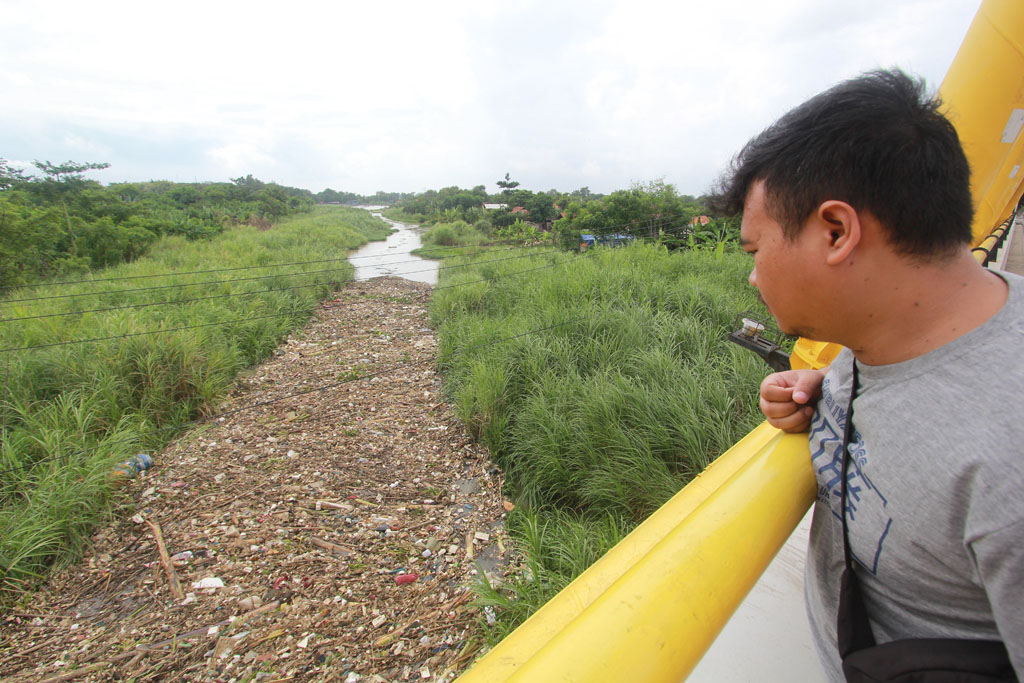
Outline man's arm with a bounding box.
[971,519,1024,677]
[759,368,827,432]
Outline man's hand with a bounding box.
[759,369,826,433]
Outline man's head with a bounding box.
[709,69,973,259]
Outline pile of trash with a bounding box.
[1,277,514,683]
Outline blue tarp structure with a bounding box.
[580,233,634,248]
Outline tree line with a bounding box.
[390,174,737,250]
[0,161,315,288]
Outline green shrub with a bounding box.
[429,225,458,246]
[430,242,771,632]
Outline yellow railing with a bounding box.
[458,424,815,682]
[939,0,1024,247]
[972,214,1016,265]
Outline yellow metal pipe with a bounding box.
[976,129,1024,235]
[938,0,1024,246]
[458,425,814,681]
[505,430,813,682]
[971,218,1014,264]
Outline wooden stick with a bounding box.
[310,537,353,555]
[39,661,110,683]
[34,603,284,683]
[144,519,184,601]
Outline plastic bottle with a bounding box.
[112,453,153,481]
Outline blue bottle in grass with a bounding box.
[112,453,153,481]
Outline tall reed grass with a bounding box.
[429,243,771,636]
[0,206,389,604]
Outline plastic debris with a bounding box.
[171,551,193,567]
[112,453,153,480]
[394,573,418,585]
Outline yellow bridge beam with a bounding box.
[458,424,814,682]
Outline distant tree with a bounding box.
[0,158,28,190]
[33,159,110,184]
[496,172,520,194]
[551,179,704,249]
[32,160,111,254]
[231,174,264,189]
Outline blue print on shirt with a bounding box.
[810,376,893,575]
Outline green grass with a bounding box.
[428,242,771,638]
[0,206,390,605]
[411,221,491,259]
[381,207,427,224]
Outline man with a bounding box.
[709,69,1023,680]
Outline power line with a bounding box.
[0,247,570,352]
[0,243,541,305]
[0,209,698,295]
[0,248,561,324]
[0,312,297,353]
[1,266,345,305]
[0,219,696,333]
[0,317,582,479]
[0,219,712,481]
[0,237,547,295]
[0,220,705,476]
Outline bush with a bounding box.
[430,242,771,633]
[427,225,458,246]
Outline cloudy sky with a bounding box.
[1,0,980,196]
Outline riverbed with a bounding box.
[349,213,439,285]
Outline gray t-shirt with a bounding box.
[805,271,1024,681]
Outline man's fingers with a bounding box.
[764,405,814,433]
[761,369,825,406]
[760,396,800,420]
[760,383,795,403]
[791,374,824,404]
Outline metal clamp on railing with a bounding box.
[726,313,791,372]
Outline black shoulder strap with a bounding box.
[837,359,879,656]
[840,360,860,573]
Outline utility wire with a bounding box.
[0,219,705,477]
[0,237,550,294]
[0,312,296,353]
[0,247,562,324]
[0,243,544,305]
[0,220,698,349]
[0,245,574,352]
[0,209,697,294]
[0,317,583,478]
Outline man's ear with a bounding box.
[817,200,861,265]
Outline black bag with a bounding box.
[836,362,1015,682]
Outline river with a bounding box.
[348,212,440,285]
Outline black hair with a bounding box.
[707,69,973,257]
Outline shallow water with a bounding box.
[348,213,439,285]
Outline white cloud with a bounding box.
[0,0,983,194]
